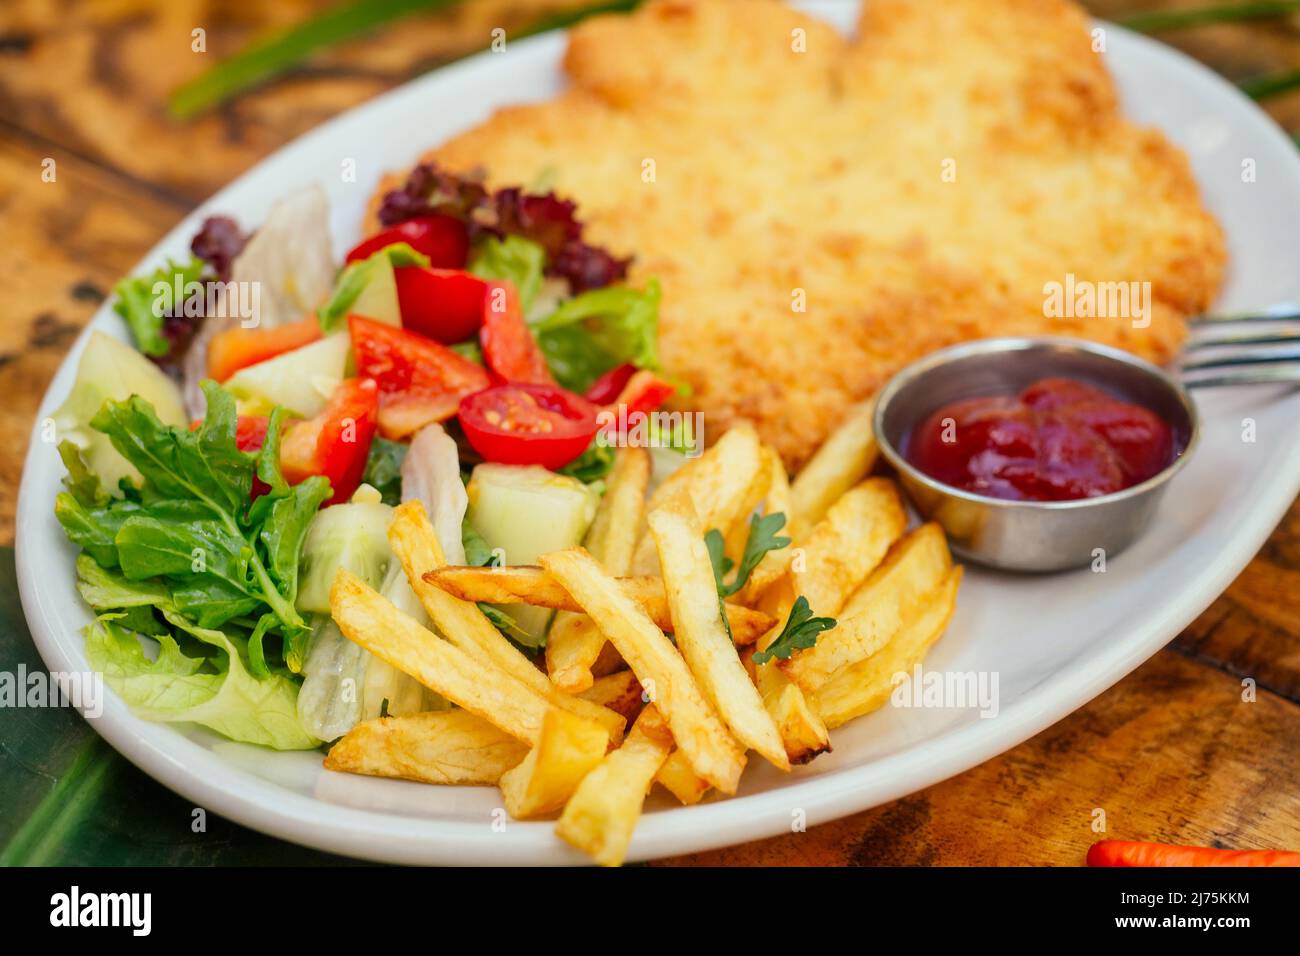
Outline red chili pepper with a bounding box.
[350,314,490,439]
[280,378,379,506]
[394,267,489,344]
[480,280,554,385]
[345,215,469,267]
[458,382,599,470]
[1087,840,1300,867]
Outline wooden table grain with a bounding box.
[2,0,1297,866]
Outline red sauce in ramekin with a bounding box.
[904,377,1175,502]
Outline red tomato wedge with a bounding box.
[206,316,323,383]
[480,280,554,385]
[458,383,599,470]
[608,369,675,418]
[1087,840,1300,867]
[395,267,489,344]
[584,363,638,405]
[344,214,469,267]
[349,314,490,440]
[280,378,379,506]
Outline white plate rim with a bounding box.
[16,12,1300,865]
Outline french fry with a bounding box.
[789,397,878,539]
[425,565,776,645]
[388,501,625,743]
[781,524,953,693]
[631,423,764,574]
[499,707,610,818]
[648,507,790,770]
[791,477,907,617]
[811,569,962,728]
[330,569,548,744]
[547,447,650,692]
[578,669,645,725]
[540,548,747,793]
[755,652,832,764]
[323,710,527,785]
[556,705,675,866]
[655,749,712,805]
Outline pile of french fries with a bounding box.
[324,399,962,865]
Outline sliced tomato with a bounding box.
[395,267,489,344]
[584,363,637,405]
[608,369,675,417]
[458,383,599,470]
[480,281,554,385]
[280,378,379,506]
[350,314,490,439]
[206,315,323,382]
[345,215,469,267]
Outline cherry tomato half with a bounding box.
[344,215,469,268]
[480,280,554,385]
[458,383,599,470]
[395,267,489,344]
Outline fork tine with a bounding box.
[1189,303,1300,325]
[1181,351,1300,372]
[1182,364,1300,388]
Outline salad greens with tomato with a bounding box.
[52,166,684,750]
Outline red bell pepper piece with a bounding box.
[206,315,323,383]
[345,215,469,268]
[349,314,490,440]
[280,378,379,506]
[1087,840,1300,867]
[395,267,489,344]
[480,280,554,385]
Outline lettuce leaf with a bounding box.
[86,614,317,750]
[468,235,545,310]
[533,279,662,393]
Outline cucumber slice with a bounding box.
[224,332,351,418]
[296,499,393,614]
[466,464,599,645]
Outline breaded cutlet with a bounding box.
[369,0,1225,470]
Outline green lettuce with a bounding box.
[533,279,662,393]
[469,235,545,311]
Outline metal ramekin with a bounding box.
[873,337,1199,572]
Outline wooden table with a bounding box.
[1,0,1297,865]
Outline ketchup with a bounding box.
[905,378,1175,501]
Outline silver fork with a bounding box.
[1180,303,1300,388]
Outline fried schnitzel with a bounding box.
[370,0,1225,469]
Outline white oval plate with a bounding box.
[17,3,1300,865]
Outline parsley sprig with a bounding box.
[705,512,790,598]
[751,597,838,665]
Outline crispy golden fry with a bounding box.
[548,447,651,692]
[792,477,907,617]
[781,524,953,693]
[631,423,764,574]
[499,707,611,818]
[426,564,775,644]
[721,452,775,565]
[737,447,796,604]
[578,669,645,725]
[389,501,625,743]
[811,569,962,728]
[330,569,548,744]
[655,748,712,805]
[556,705,675,866]
[755,652,832,764]
[323,710,527,785]
[648,507,790,770]
[540,548,746,793]
[789,398,878,539]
